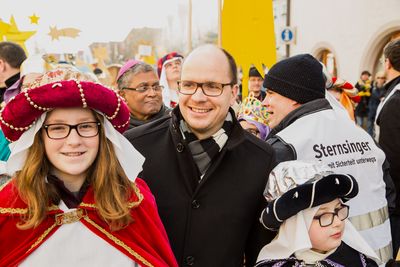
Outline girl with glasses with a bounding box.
[256,161,380,267]
[0,69,177,267]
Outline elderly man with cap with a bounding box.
[157,52,184,108]
[125,44,275,266]
[117,59,170,129]
[248,66,265,101]
[262,53,394,265]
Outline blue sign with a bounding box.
[281,28,294,42]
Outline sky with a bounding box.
[0,0,218,55]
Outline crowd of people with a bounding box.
[0,38,400,266]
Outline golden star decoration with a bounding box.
[48,26,60,40]
[0,16,36,54]
[48,26,81,41]
[29,14,40,24]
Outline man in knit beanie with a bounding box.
[261,53,394,265]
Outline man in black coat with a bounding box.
[376,38,400,257]
[124,45,276,267]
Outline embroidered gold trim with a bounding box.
[55,209,87,225]
[0,205,60,215]
[83,216,153,267]
[80,183,143,209]
[27,222,58,252]
[0,207,28,214]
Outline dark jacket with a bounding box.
[377,75,400,214]
[128,105,171,129]
[255,242,378,267]
[368,84,387,122]
[124,107,276,267]
[355,80,371,117]
[267,98,396,214]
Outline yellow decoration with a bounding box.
[48,26,81,41]
[92,46,109,63]
[0,16,36,54]
[221,0,276,98]
[140,55,156,65]
[29,14,40,25]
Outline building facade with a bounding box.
[273,0,400,82]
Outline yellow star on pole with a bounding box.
[0,16,36,54]
[29,13,40,25]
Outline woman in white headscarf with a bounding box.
[256,161,380,267]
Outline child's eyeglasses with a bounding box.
[313,204,349,227]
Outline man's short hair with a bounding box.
[117,63,155,90]
[384,39,400,72]
[221,48,238,84]
[361,70,371,76]
[0,42,27,69]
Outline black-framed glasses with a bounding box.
[313,204,349,227]
[177,80,233,97]
[123,84,164,93]
[43,122,101,140]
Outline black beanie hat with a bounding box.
[263,54,325,104]
[249,66,263,78]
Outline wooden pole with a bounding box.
[188,0,193,53]
[218,0,222,46]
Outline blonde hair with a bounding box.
[16,112,137,231]
[375,71,386,80]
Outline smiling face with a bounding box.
[120,71,163,121]
[179,46,238,139]
[262,89,300,129]
[42,107,99,190]
[308,199,345,253]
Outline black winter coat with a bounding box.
[377,75,400,215]
[124,108,276,267]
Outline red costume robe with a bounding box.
[0,178,178,267]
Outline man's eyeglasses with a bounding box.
[43,122,100,140]
[123,84,164,93]
[313,204,349,227]
[177,80,233,97]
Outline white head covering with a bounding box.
[1,112,144,181]
[257,161,379,263]
[159,57,183,108]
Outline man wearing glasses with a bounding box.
[117,60,170,129]
[125,45,276,266]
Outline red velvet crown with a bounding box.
[0,79,130,142]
